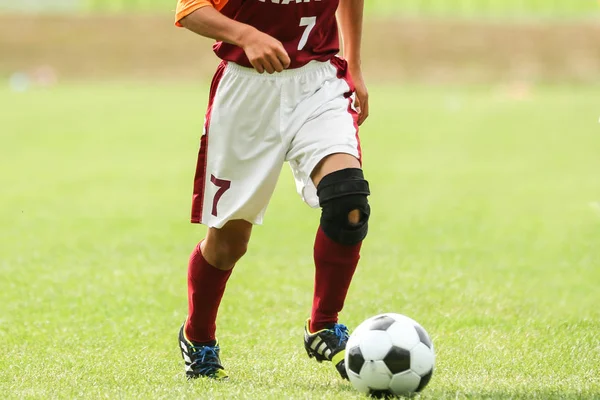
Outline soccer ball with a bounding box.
[345,313,435,397]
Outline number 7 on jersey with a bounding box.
[298,17,317,51]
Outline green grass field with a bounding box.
[1,82,599,399]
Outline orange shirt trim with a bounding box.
[175,0,229,27]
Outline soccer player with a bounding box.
[175,0,371,380]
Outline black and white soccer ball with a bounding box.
[345,313,435,397]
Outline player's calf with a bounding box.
[204,240,248,270]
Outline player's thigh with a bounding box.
[286,61,362,207]
[287,98,361,208]
[192,63,284,227]
[311,153,361,187]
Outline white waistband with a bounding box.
[225,59,334,79]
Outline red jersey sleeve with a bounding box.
[175,0,229,27]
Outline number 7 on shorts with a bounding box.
[210,175,231,217]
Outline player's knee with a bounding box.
[317,168,371,246]
[210,239,248,270]
[348,209,361,225]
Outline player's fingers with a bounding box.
[358,99,369,126]
[354,95,362,115]
[277,48,291,69]
[251,60,265,74]
[271,41,291,69]
[267,52,285,73]
[260,57,276,74]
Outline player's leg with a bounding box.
[180,220,252,380]
[303,154,370,380]
[186,219,252,343]
[285,58,369,379]
[309,153,368,331]
[179,61,285,380]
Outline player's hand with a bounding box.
[239,27,291,74]
[350,66,369,126]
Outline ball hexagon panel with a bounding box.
[359,360,392,390]
[368,315,396,331]
[358,330,393,361]
[346,345,365,375]
[416,369,433,392]
[347,372,370,394]
[413,323,433,349]
[389,370,421,395]
[410,342,435,376]
[386,320,420,351]
[382,346,411,374]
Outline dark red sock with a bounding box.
[185,243,232,344]
[310,226,362,332]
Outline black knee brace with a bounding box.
[317,168,371,246]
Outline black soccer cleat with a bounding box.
[178,324,228,380]
[304,319,350,380]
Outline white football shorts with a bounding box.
[190,57,361,228]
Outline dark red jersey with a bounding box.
[176,0,340,69]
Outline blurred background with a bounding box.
[1,0,599,85]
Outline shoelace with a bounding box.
[332,324,349,347]
[191,345,222,375]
